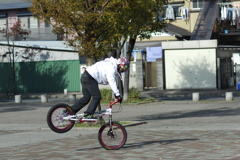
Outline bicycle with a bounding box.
[46,99,127,150]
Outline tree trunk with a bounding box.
[86,57,96,66]
[12,55,17,95]
[123,36,137,101]
[12,45,17,95]
[116,74,123,96]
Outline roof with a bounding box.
[0,2,31,10]
[0,41,76,51]
[218,45,240,48]
[133,41,162,51]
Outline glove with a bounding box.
[115,95,122,103]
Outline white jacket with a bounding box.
[86,57,120,96]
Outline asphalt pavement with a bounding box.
[1,91,240,160]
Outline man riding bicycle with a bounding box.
[70,56,129,119]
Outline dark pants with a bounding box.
[71,71,101,115]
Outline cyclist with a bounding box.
[70,56,129,119]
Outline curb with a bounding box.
[0,92,83,99]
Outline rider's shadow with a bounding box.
[76,138,199,151]
[122,138,199,149]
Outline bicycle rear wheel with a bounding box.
[46,103,75,133]
[98,121,127,150]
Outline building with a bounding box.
[133,0,240,90]
[0,0,80,94]
[0,0,59,41]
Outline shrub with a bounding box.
[100,89,113,103]
[100,87,145,103]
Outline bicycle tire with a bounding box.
[46,103,75,133]
[98,121,127,150]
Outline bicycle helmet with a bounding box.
[117,57,129,72]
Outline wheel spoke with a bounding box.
[98,122,127,150]
[47,104,75,133]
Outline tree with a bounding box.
[107,0,167,100]
[30,0,166,58]
[0,20,31,95]
[30,0,117,61]
[29,0,167,99]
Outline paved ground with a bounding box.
[1,93,240,159]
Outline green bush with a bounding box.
[100,87,153,103]
[128,87,141,102]
[100,89,113,103]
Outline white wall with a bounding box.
[163,40,218,89]
[165,48,216,89]
[129,62,137,88]
[0,41,78,62]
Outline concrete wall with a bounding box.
[162,40,218,89]
[156,58,164,90]
[0,42,78,62]
[129,62,137,88]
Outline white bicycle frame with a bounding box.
[63,99,119,123]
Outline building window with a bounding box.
[45,18,51,27]
[18,16,39,29]
[0,18,7,29]
[29,16,39,28]
[192,0,203,9]
[0,13,7,29]
[18,16,29,29]
[17,11,39,29]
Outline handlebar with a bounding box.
[109,99,120,106]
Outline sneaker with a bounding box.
[76,114,83,118]
[82,114,97,119]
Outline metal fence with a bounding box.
[0,60,80,94]
[0,27,59,41]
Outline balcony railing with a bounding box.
[0,27,60,41]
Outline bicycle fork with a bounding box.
[107,114,116,138]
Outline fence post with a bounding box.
[41,94,48,103]
[69,94,76,103]
[15,95,22,103]
[156,58,164,90]
[192,92,200,101]
[225,92,233,101]
[64,89,68,95]
[136,59,143,91]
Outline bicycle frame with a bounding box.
[63,99,119,123]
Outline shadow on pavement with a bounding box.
[0,102,53,113]
[75,138,199,151]
[123,138,199,149]
[139,107,240,121]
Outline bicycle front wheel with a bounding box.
[98,121,127,150]
[46,103,75,133]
